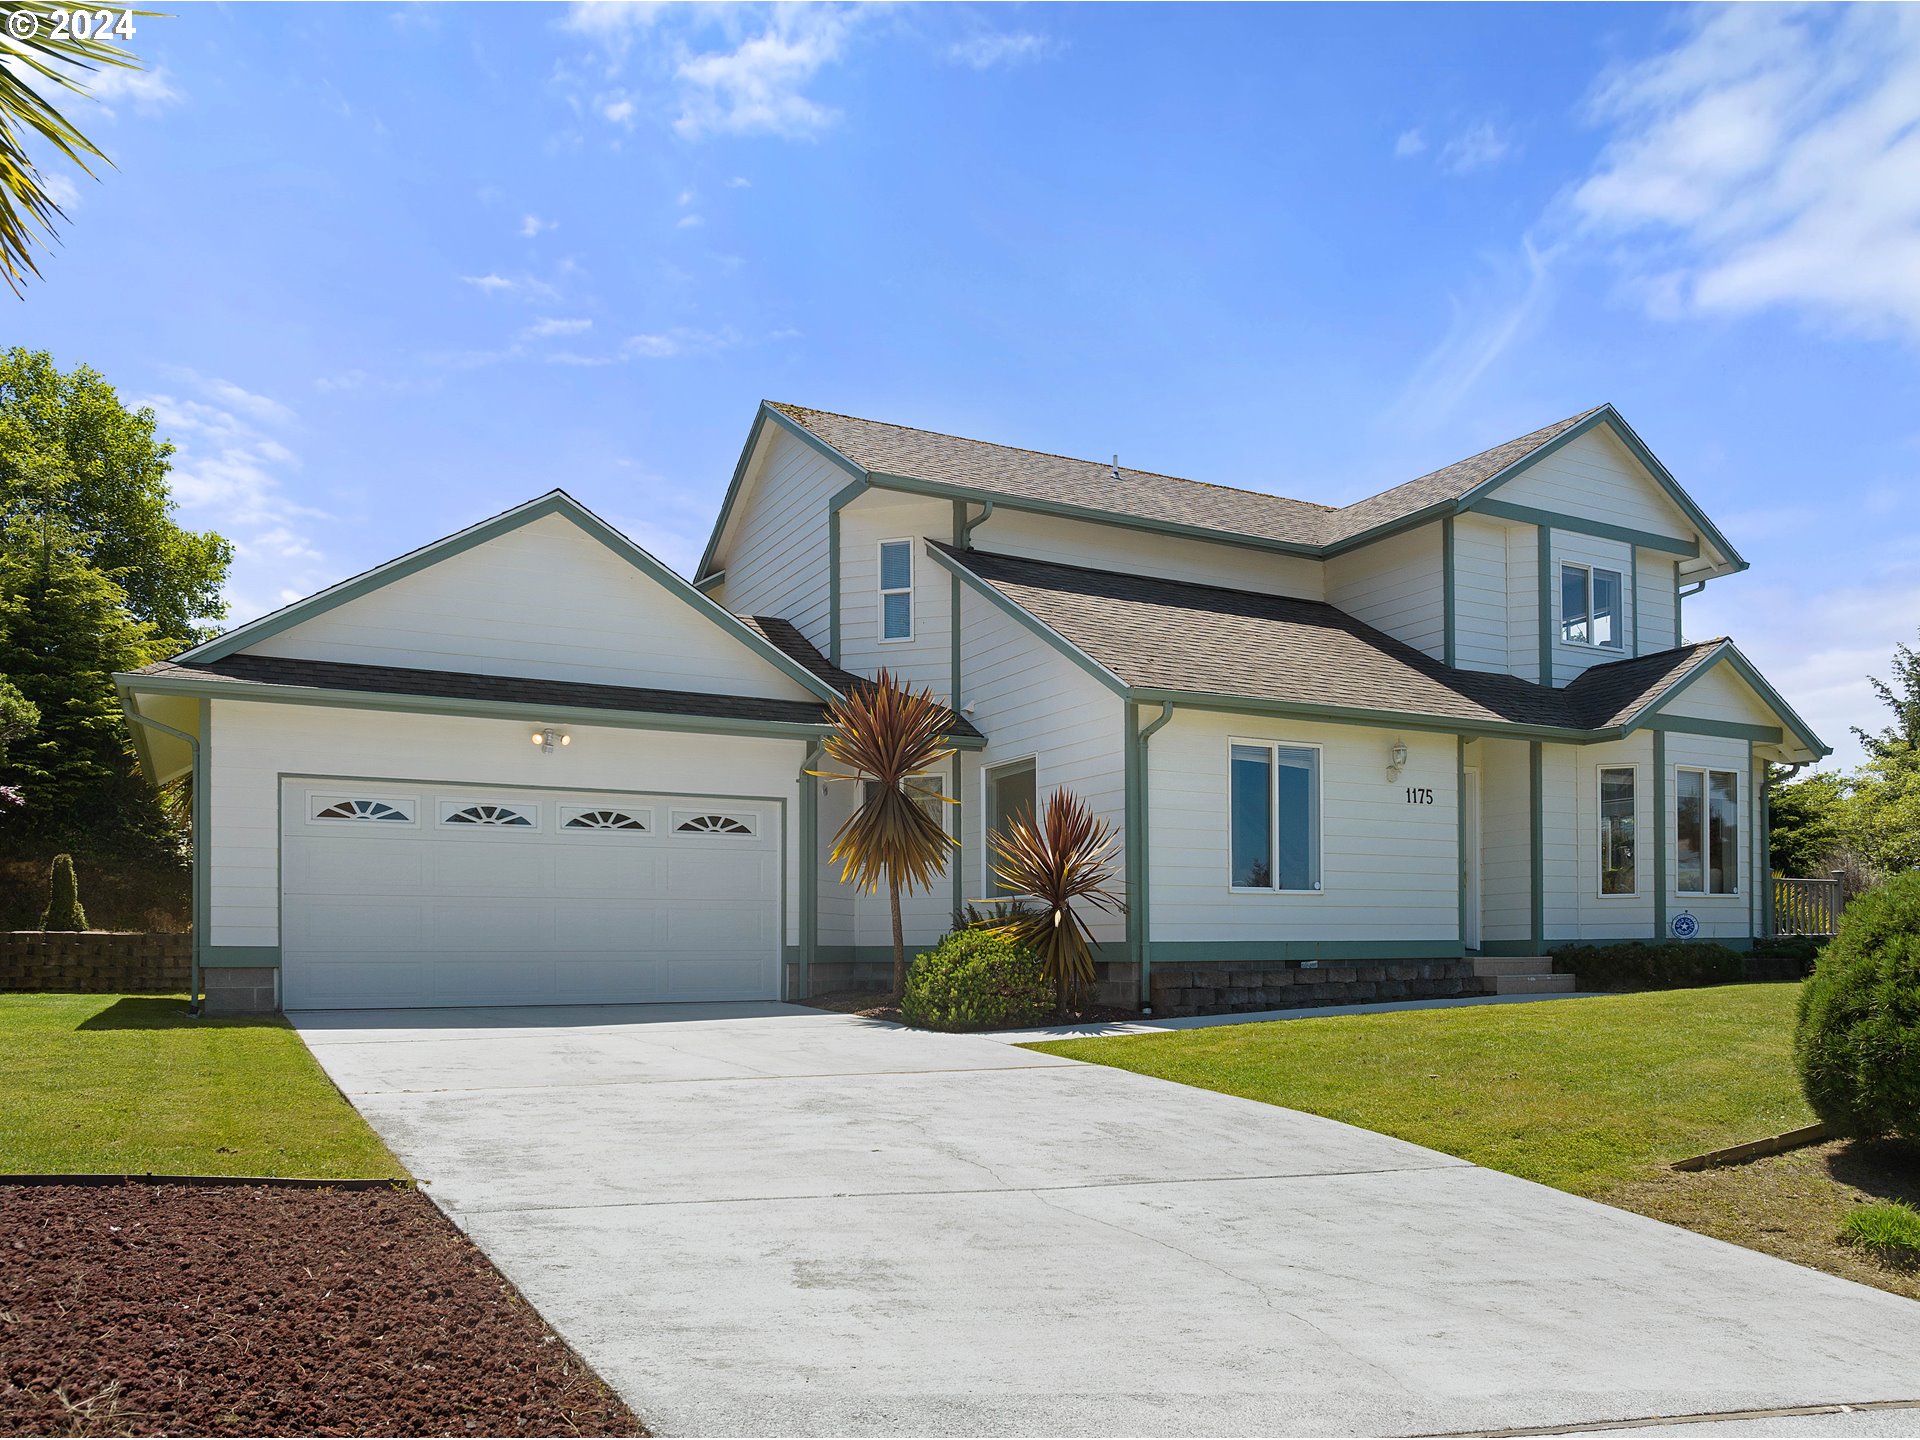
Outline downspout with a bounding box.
[125,709,203,1017]
[1133,701,1174,1013]
[1677,579,1706,648]
[796,742,821,1003]
[962,500,995,549]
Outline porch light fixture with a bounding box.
[1387,740,1408,781]
[532,727,571,753]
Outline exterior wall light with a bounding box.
[532,727,571,753]
[1387,740,1409,781]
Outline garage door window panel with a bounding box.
[310,795,417,825]
[561,806,652,831]
[440,801,539,828]
[674,811,756,836]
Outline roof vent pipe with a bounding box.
[1111,454,1122,482]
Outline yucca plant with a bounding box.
[985,787,1125,1014]
[811,669,957,1000]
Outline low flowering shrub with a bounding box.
[901,928,1053,1032]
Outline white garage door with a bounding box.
[280,778,782,1009]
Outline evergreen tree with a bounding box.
[40,853,86,931]
[1842,629,1920,876]
[1768,768,1848,877]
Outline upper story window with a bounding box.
[879,539,914,641]
[1229,741,1321,892]
[1676,767,1739,896]
[1561,563,1624,650]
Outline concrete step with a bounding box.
[1486,973,1577,996]
[1471,956,1555,977]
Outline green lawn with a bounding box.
[1032,984,1812,1196]
[0,993,402,1179]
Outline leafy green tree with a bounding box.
[0,534,174,858]
[0,349,231,651]
[0,2,148,293]
[0,671,35,811]
[1844,631,1920,876]
[1768,768,1848,877]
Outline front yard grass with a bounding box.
[1032,983,1920,1299]
[0,993,401,1179]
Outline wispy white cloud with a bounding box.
[945,30,1055,70]
[519,213,556,237]
[1394,128,1427,158]
[675,213,703,229]
[85,64,184,115]
[1390,236,1555,429]
[459,271,561,301]
[673,8,856,139]
[40,171,80,210]
[600,94,636,126]
[727,175,751,188]
[522,316,593,339]
[1570,5,1920,344]
[1439,120,1515,174]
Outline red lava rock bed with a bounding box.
[0,1182,642,1437]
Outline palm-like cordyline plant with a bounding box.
[986,788,1125,1014]
[811,669,957,1001]
[0,2,146,294]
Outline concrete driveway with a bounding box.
[293,1002,1920,1437]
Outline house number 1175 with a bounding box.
[1405,786,1434,805]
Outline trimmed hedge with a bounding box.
[1795,872,1920,1144]
[1750,934,1825,965]
[1551,940,1744,992]
[901,928,1053,1032]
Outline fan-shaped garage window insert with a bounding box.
[676,813,754,836]
[314,798,413,823]
[443,803,535,827]
[564,809,649,831]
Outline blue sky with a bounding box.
[14,2,1920,768]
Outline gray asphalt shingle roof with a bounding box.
[934,543,1725,735]
[771,402,1604,552]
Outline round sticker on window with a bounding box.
[1669,911,1700,940]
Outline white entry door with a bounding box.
[279,778,782,1009]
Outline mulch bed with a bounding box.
[0,1182,642,1437]
[806,988,1141,1028]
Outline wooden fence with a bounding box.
[1774,874,1845,938]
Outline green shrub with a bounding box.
[1795,872,1920,1143]
[901,928,1053,1032]
[1750,934,1825,965]
[1839,1200,1920,1269]
[39,853,88,931]
[1550,940,1742,992]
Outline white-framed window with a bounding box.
[310,794,417,825]
[440,800,538,828]
[878,538,914,642]
[983,756,1037,897]
[1598,766,1637,897]
[1676,767,1739,896]
[1228,740,1322,892]
[1561,562,1625,649]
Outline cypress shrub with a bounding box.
[1795,872,1920,1144]
[40,853,88,931]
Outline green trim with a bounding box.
[1622,640,1827,757]
[1537,525,1554,687]
[1641,715,1783,744]
[1127,701,1175,1007]
[1453,406,1746,574]
[1442,515,1457,668]
[828,508,842,666]
[925,546,1129,695]
[797,745,819,1001]
[694,403,867,585]
[1457,736,1468,948]
[1759,758,1774,939]
[1654,730,1668,940]
[183,490,841,705]
[693,569,725,593]
[1126,688,1591,744]
[204,945,280,969]
[1529,740,1544,951]
[950,748,963,926]
[117,673,849,742]
[1470,499,1699,558]
[1149,940,1466,964]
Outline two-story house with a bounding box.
[119,401,1826,1014]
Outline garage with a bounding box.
[279,777,783,1009]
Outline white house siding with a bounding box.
[1638,552,1679,653]
[1549,530,1637,685]
[955,592,1127,949]
[1504,526,1541,683]
[1147,713,1457,952]
[1452,513,1510,673]
[1473,737,1533,946]
[709,428,848,655]
[1658,661,1780,730]
[836,492,955,699]
[976,508,1326,601]
[1661,729,1757,940]
[1571,734,1657,940]
[1325,526,1446,659]
[1492,428,1695,545]
[247,514,813,703]
[204,699,809,955]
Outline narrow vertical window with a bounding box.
[1275,747,1320,891]
[1593,568,1623,649]
[1599,767,1635,896]
[1561,564,1591,645]
[984,759,1036,897]
[1230,744,1272,889]
[1676,767,1739,895]
[879,540,913,641]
